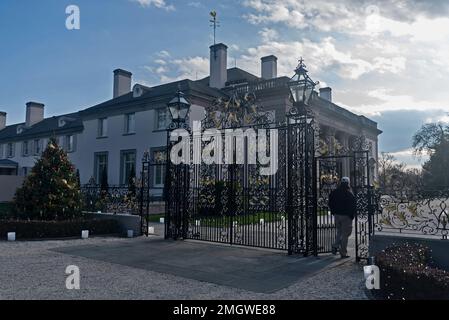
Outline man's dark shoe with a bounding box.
[340,255,350,259]
[331,247,338,255]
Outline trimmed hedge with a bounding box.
[375,242,449,300]
[0,219,121,240]
[0,203,14,219]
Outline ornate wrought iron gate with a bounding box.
[313,150,374,261]
[140,152,168,236]
[164,111,316,254]
[353,151,375,262]
[160,92,374,260]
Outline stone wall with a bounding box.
[92,212,142,237]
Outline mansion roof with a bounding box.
[81,79,225,117]
[198,67,260,87]
[0,112,83,143]
[0,67,381,142]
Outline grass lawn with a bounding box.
[147,212,285,227]
[147,214,165,223]
[194,212,284,228]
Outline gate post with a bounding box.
[228,163,237,245]
[140,152,150,237]
[354,150,372,262]
[353,151,360,262]
[304,115,315,257]
[286,117,293,255]
[164,129,172,240]
[139,157,145,236]
[181,162,190,239]
[312,157,318,256]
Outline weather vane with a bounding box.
[209,11,220,46]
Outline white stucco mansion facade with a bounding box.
[0,43,381,196]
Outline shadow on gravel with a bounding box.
[52,238,349,293]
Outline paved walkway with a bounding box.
[0,235,367,300]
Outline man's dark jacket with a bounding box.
[328,187,357,219]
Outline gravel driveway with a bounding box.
[0,236,367,300]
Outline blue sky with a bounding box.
[1,0,449,167]
[0,0,249,121]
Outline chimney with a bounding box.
[209,43,228,89]
[261,55,278,79]
[25,102,44,127]
[113,69,132,98]
[319,87,332,102]
[0,112,6,131]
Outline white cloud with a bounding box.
[424,113,449,124]
[131,0,174,11]
[154,59,167,65]
[157,50,171,58]
[136,0,449,125]
[259,27,279,42]
[187,1,203,8]
[229,44,240,51]
[144,53,209,83]
[241,0,449,116]
[389,148,426,169]
[236,36,404,83]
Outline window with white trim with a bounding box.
[120,150,136,185]
[7,143,14,158]
[22,141,29,157]
[156,108,170,130]
[153,150,166,187]
[98,118,108,137]
[94,153,108,184]
[124,113,136,134]
[65,135,75,153]
[33,139,42,155]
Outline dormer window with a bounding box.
[17,126,24,134]
[58,116,76,128]
[133,85,144,98]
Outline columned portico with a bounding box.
[335,131,351,177]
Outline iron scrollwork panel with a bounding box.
[353,150,373,262]
[374,189,449,240]
[287,116,315,255]
[315,157,340,254]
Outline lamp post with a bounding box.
[286,58,318,255]
[167,90,191,129]
[165,89,191,240]
[288,58,318,117]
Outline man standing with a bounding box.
[329,177,357,259]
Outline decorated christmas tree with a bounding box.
[14,138,82,221]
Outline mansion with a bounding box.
[0,43,381,196]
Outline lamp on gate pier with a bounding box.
[288,58,319,117]
[167,89,191,129]
[165,87,192,240]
